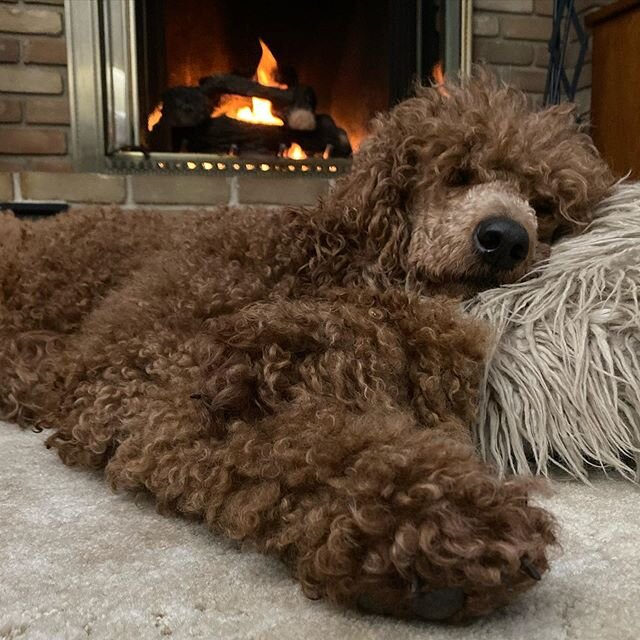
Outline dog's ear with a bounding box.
[321,83,455,282]
[323,103,430,282]
[533,101,615,224]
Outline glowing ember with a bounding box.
[147,102,163,132]
[234,97,284,126]
[213,39,285,126]
[283,142,307,159]
[432,62,450,97]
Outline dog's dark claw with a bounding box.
[410,584,466,621]
[520,557,542,581]
[358,580,465,621]
[357,594,388,615]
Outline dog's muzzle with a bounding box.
[474,216,530,271]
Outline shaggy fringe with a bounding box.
[468,182,640,481]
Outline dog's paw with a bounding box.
[354,468,555,621]
[297,436,556,623]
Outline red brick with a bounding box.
[502,67,548,93]
[0,98,21,122]
[475,0,533,12]
[535,0,554,15]
[0,5,62,35]
[534,42,592,68]
[535,44,550,67]
[574,88,591,118]
[23,37,66,65]
[25,97,69,124]
[576,0,608,13]
[501,15,552,41]
[0,128,66,154]
[24,156,72,172]
[0,38,19,62]
[0,65,62,93]
[577,63,592,90]
[474,39,534,66]
[0,159,24,172]
[473,14,500,37]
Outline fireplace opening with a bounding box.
[135,0,442,162]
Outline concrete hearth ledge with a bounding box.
[0,171,335,208]
[0,424,638,640]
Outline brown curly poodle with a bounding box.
[0,72,614,623]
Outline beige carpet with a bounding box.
[1,424,638,640]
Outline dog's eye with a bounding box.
[531,198,556,218]
[446,168,472,187]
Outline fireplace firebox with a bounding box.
[65,0,472,175]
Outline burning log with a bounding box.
[199,74,317,131]
[173,115,350,157]
[286,85,317,131]
[200,74,295,106]
[187,117,285,154]
[295,114,351,157]
[160,86,212,127]
[147,87,211,152]
[147,86,212,152]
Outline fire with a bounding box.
[147,102,163,132]
[432,62,450,97]
[283,142,307,160]
[234,97,283,126]
[255,39,286,89]
[213,39,285,126]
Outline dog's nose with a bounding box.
[474,217,530,270]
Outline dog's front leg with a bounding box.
[104,394,555,623]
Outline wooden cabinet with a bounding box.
[587,0,640,179]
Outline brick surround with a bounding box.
[472,0,614,117]
[0,0,70,172]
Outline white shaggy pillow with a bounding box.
[467,182,640,481]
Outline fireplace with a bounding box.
[65,0,472,175]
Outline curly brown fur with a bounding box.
[330,70,613,296]
[0,71,613,622]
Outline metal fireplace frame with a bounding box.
[65,0,472,174]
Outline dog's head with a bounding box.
[328,70,615,296]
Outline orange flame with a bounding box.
[283,142,307,159]
[213,39,285,126]
[255,38,286,89]
[147,102,163,132]
[234,98,284,126]
[432,62,450,97]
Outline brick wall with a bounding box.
[472,0,613,118]
[0,0,71,172]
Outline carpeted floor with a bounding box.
[1,424,638,640]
